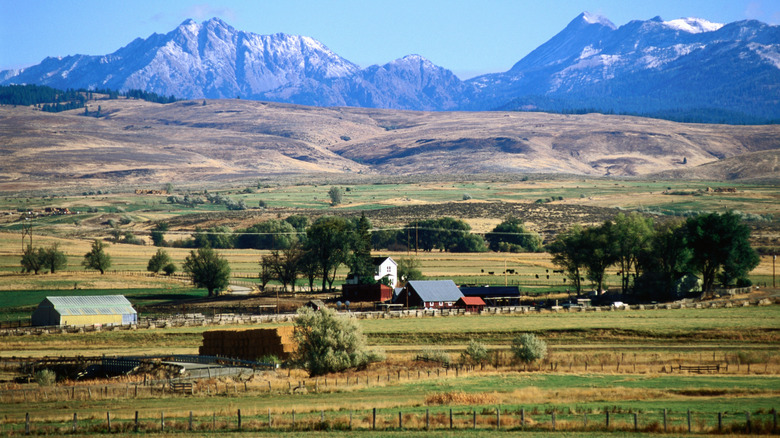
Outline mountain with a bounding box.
[475,13,780,123]
[2,14,779,122]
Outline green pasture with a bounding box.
[1,373,778,436]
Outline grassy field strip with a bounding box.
[1,373,778,435]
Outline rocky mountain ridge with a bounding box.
[2,14,778,122]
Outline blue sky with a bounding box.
[1,0,778,79]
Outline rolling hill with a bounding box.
[1,98,778,192]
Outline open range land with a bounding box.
[0,100,779,436]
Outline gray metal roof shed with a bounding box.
[31,295,137,327]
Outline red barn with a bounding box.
[456,296,486,312]
[342,283,393,302]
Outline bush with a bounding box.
[419,348,451,365]
[511,333,547,364]
[35,369,56,386]
[460,339,488,365]
[294,307,381,376]
[162,263,177,275]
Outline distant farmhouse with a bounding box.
[396,280,464,309]
[31,295,137,327]
[343,257,398,302]
[345,257,398,287]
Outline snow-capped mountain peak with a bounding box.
[582,11,616,29]
[663,17,724,33]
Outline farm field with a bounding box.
[0,176,777,436]
[1,306,779,436]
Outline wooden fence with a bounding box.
[6,405,777,435]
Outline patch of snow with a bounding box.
[663,17,723,34]
[579,45,601,60]
[582,12,616,29]
[749,43,780,69]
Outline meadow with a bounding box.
[0,177,777,436]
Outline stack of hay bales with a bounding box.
[199,326,296,361]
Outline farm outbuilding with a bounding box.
[459,286,522,306]
[342,283,393,302]
[397,280,464,309]
[31,295,137,327]
[456,296,486,312]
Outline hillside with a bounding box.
[1,98,779,192]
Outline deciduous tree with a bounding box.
[182,245,231,296]
[684,212,759,291]
[82,240,111,274]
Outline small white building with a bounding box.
[345,256,398,288]
[373,257,398,287]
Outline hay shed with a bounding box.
[31,295,137,327]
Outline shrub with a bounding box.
[35,369,56,386]
[460,339,489,365]
[162,263,177,275]
[294,307,381,376]
[511,333,547,364]
[418,348,451,365]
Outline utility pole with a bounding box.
[21,220,32,252]
[415,222,418,255]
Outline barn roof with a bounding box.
[459,286,521,298]
[42,295,136,316]
[457,296,486,306]
[407,280,463,302]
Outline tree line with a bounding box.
[549,211,759,299]
[0,85,177,113]
[154,215,543,255]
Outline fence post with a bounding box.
[773,408,777,433]
[349,411,353,430]
[606,411,610,428]
[189,411,193,431]
[134,411,139,432]
[25,413,29,435]
[633,412,638,431]
[73,413,77,433]
[161,411,165,432]
[238,409,241,430]
[664,408,666,433]
[107,411,111,432]
[373,408,376,430]
[746,411,751,434]
[717,412,722,432]
[552,411,556,431]
[426,408,430,430]
[398,411,402,429]
[521,408,525,430]
[473,409,477,430]
[450,408,453,429]
[687,409,691,433]
[584,412,588,429]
